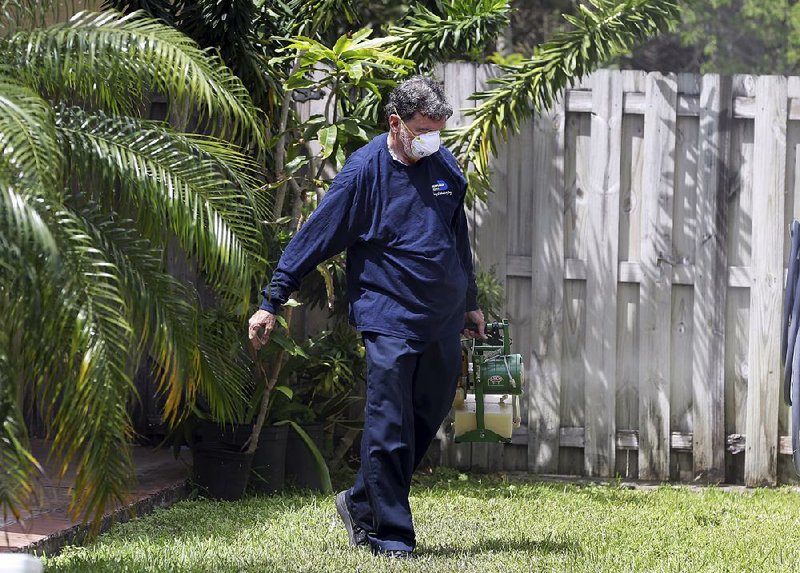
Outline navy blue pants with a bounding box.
[347,331,462,553]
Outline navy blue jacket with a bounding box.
[260,133,479,341]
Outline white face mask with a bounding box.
[409,130,441,159]
[399,119,441,159]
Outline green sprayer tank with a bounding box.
[453,319,524,443]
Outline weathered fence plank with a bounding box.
[692,74,731,482]
[639,72,678,481]
[470,63,509,296]
[724,77,755,482]
[744,75,787,486]
[670,74,701,481]
[560,99,592,475]
[584,70,623,477]
[528,90,566,473]
[615,70,646,479]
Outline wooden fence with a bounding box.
[436,64,799,486]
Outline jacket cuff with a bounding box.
[259,297,282,314]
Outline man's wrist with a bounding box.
[259,299,281,315]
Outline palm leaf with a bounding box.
[343,1,510,125]
[0,4,270,527]
[0,320,42,520]
[73,205,246,425]
[0,0,72,38]
[3,10,265,150]
[32,207,137,528]
[0,74,62,194]
[387,0,511,70]
[0,181,58,259]
[292,0,357,37]
[444,0,680,201]
[193,309,250,425]
[56,107,261,311]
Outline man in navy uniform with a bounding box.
[248,75,485,559]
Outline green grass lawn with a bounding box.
[44,468,800,572]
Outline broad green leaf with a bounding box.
[347,61,363,82]
[303,116,328,141]
[317,125,338,159]
[334,145,346,172]
[332,33,351,56]
[285,75,316,90]
[274,385,293,400]
[341,119,367,141]
[284,155,309,175]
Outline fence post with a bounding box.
[744,75,787,486]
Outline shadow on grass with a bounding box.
[416,534,581,558]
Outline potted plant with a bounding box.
[241,303,332,493]
[280,318,367,485]
[183,307,294,500]
[187,308,331,498]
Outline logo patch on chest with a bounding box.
[432,179,452,196]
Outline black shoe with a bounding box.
[376,549,413,559]
[335,490,369,548]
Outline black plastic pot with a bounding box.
[192,442,253,501]
[285,423,325,491]
[250,424,289,494]
[195,421,250,448]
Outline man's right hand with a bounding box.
[248,309,277,351]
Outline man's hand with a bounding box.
[248,309,277,351]
[463,308,486,339]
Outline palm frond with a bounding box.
[41,207,137,528]
[0,74,62,194]
[73,205,246,425]
[344,0,509,124]
[102,0,178,24]
[74,205,200,424]
[4,10,265,150]
[194,308,251,425]
[292,0,358,36]
[443,0,680,201]
[0,4,270,527]
[0,181,59,259]
[2,194,138,527]
[0,348,41,520]
[179,133,274,255]
[0,0,72,38]
[387,0,511,71]
[55,107,262,311]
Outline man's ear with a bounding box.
[388,113,401,133]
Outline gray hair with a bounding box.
[385,75,453,121]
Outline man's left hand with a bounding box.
[463,309,486,339]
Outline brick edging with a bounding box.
[21,480,190,557]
